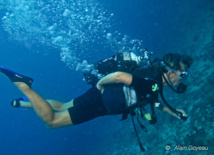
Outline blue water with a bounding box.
[0,0,213,154]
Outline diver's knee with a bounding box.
[63,100,74,109]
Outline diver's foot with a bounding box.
[0,66,33,87]
[11,98,22,108]
[11,96,29,108]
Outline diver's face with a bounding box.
[167,70,181,87]
[166,62,187,87]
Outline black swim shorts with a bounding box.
[68,87,108,125]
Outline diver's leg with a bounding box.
[0,67,73,127]
[13,82,73,127]
[14,82,54,123]
[46,99,74,111]
[16,99,74,111]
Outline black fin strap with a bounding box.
[130,109,146,152]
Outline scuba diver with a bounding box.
[0,51,193,152]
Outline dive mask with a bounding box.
[177,71,188,80]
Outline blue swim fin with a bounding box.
[0,66,33,87]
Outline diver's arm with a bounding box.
[97,71,132,90]
[158,103,187,119]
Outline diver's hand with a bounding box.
[96,83,104,94]
[175,109,188,119]
[96,84,104,90]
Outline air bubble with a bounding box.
[2,0,144,70]
[106,33,112,40]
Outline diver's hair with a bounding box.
[162,53,193,72]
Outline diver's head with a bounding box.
[161,53,193,87]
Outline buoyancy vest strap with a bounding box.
[139,108,145,119]
[149,103,157,124]
[137,114,147,132]
[130,109,146,152]
[120,111,129,121]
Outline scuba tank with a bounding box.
[83,49,152,86]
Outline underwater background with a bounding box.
[0,0,213,154]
